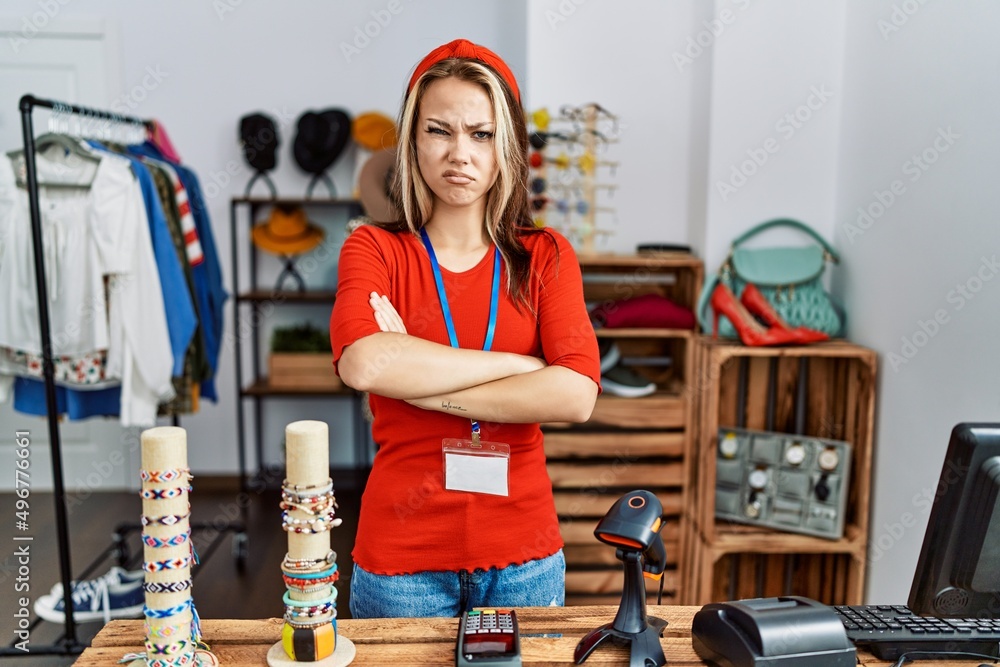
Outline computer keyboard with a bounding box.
[834,605,1000,661]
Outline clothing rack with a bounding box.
[2,95,246,658]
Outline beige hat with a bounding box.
[358,149,400,223]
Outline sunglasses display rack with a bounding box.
[527,103,619,255]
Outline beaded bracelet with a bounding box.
[143,556,192,573]
[146,639,189,655]
[282,518,342,534]
[283,572,339,590]
[284,614,337,629]
[142,530,191,549]
[282,562,338,581]
[281,510,339,527]
[279,495,337,514]
[281,550,336,572]
[144,579,193,594]
[140,486,192,500]
[282,589,338,608]
[285,602,336,619]
[142,510,191,527]
[141,468,191,483]
[282,479,333,498]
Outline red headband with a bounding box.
[406,38,520,103]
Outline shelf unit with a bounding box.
[545,252,703,605]
[685,338,877,605]
[229,197,371,483]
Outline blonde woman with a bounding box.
[331,39,600,618]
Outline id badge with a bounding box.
[442,437,510,496]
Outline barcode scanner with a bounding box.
[594,491,668,579]
[575,490,669,667]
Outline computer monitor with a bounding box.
[908,423,1000,617]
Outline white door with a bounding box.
[0,19,137,492]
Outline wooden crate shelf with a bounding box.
[550,253,702,604]
[684,337,877,605]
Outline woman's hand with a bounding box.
[369,292,407,334]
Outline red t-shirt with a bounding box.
[330,224,601,574]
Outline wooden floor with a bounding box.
[0,472,365,666]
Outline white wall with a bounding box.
[525,0,698,255]
[833,0,1000,603]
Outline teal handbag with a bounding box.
[696,219,844,338]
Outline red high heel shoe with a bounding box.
[710,283,800,347]
[740,284,829,344]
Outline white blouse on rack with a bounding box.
[0,144,175,426]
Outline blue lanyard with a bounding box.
[420,227,500,352]
[420,227,500,440]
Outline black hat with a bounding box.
[239,112,279,173]
[293,109,351,175]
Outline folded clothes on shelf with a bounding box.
[590,293,695,330]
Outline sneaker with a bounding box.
[601,364,657,398]
[598,340,621,374]
[34,566,145,624]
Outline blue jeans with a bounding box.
[349,550,565,618]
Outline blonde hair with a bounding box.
[381,57,552,310]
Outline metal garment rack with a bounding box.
[2,95,246,658]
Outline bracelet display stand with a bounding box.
[268,421,355,667]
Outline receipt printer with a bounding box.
[692,596,856,667]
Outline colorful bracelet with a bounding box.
[140,486,192,500]
[144,579,193,594]
[143,556,192,573]
[279,496,337,514]
[142,530,191,549]
[145,621,188,639]
[142,510,191,527]
[146,639,189,655]
[282,562,338,581]
[282,589,338,608]
[145,652,195,667]
[283,572,339,590]
[141,468,191,483]
[144,599,195,619]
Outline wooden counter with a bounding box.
[74,606,983,666]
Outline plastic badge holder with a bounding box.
[715,428,852,540]
[442,437,511,497]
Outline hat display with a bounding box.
[358,148,400,222]
[292,109,352,175]
[407,38,520,103]
[251,205,324,256]
[353,112,397,152]
[239,112,280,173]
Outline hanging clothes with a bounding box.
[128,141,227,402]
[0,140,175,426]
